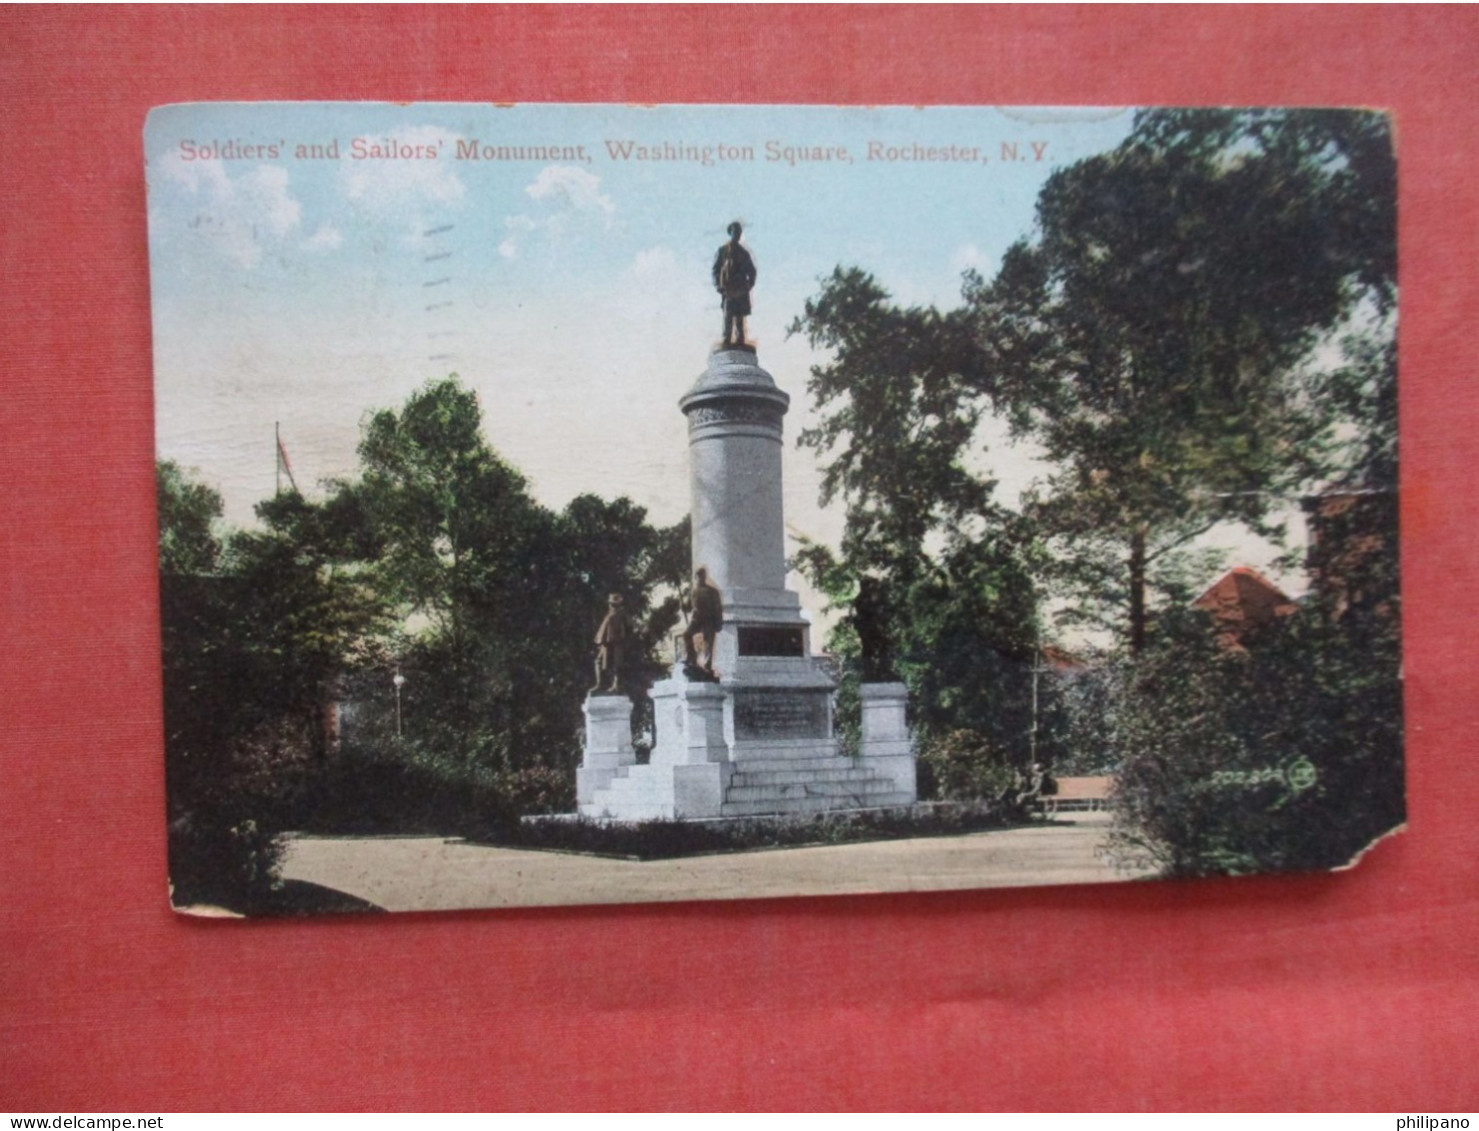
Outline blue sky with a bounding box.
[147,103,1299,628]
[147,102,1132,517]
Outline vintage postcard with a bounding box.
[146,103,1402,914]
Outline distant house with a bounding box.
[1302,488,1399,623]
[1192,566,1300,650]
[1039,643,1085,674]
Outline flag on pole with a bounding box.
[276,422,299,494]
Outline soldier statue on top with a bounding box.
[712,221,757,349]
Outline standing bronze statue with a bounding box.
[682,567,724,680]
[851,574,897,682]
[712,221,757,348]
[591,593,628,695]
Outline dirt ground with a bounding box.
[278,811,1155,911]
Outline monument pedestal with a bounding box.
[576,694,637,806]
[579,346,918,821]
[858,682,917,799]
[580,678,734,819]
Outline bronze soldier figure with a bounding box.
[682,567,724,680]
[712,221,757,348]
[852,574,897,682]
[591,594,628,694]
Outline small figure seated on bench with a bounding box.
[1001,762,1056,820]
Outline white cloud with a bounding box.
[498,239,517,259]
[499,165,616,258]
[159,147,231,196]
[339,125,466,215]
[524,165,614,217]
[613,244,710,325]
[157,148,302,268]
[239,166,301,238]
[303,223,343,252]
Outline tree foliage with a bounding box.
[1107,568,1402,877]
[791,110,1401,850]
[159,463,386,906]
[335,379,688,773]
[967,108,1396,649]
[791,272,1043,771]
[158,377,690,904]
[157,459,223,575]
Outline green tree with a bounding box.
[791,272,1043,769]
[338,376,690,779]
[225,488,390,759]
[1107,587,1402,877]
[968,108,1396,650]
[344,377,555,765]
[159,463,386,905]
[159,382,697,890]
[790,109,1399,827]
[157,459,224,575]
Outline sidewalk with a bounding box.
[280,812,1154,911]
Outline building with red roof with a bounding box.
[1191,566,1300,649]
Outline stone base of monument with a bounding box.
[857,682,917,799]
[575,345,918,822]
[578,670,919,821]
[579,679,733,820]
[575,694,638,807]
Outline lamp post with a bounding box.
[392,667,406,739]
[1029,649,1051,770]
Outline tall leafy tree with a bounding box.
[343,377,554,765]
[968,108,1396,650]
[791,271,1043,763]
[158,463,386,903]
[353,376,544,649]
[157,459,224,576]
[228,489,391,756]
[791,109,1397,798]
[339,376,689,772]
[160,375,698,878]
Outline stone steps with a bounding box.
[730,766,883,787]
[720,791,917,818]
[586,764,678,819]
[726,778,904,803]
[728,755,864,773]
[586,756,913,821]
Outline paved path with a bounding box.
[280,812,1154,911]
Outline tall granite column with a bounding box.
[679,348,811,677]
[580,344,917,819]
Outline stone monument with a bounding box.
[577,231,917,819]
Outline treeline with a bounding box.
[163,108,1404,902]
[160,378,688,908]
[792,108,1402,874]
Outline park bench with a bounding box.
[1043,775,1113,815]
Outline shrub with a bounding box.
[918,728,1020,802]
[1105,602,1403,877]
[168,810,285,910]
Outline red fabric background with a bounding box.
[2,5,1476,1112]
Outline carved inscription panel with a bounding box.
[733,689,830,740]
